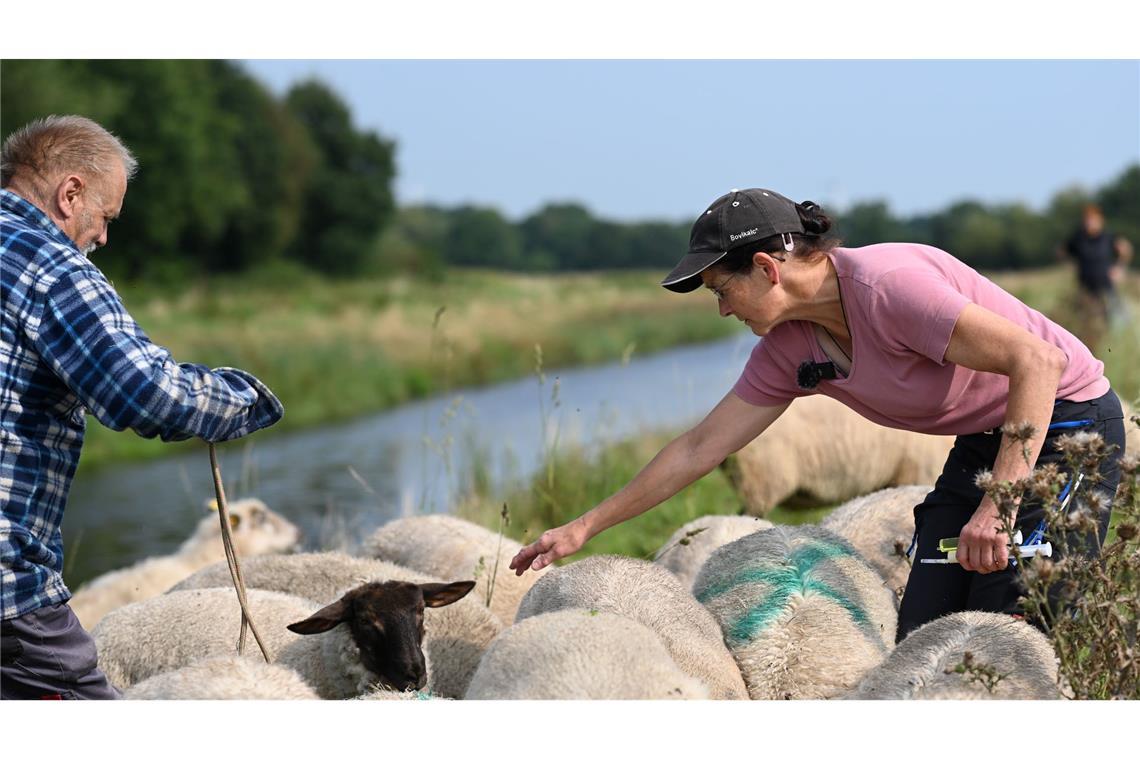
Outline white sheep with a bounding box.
[123,655,319,700]
[464,609,710,700]
[820,485,931,597]
[167,551,502,699]
[722,394,954,517]
[693,524,898,699]
[515,554,749,699]
[653,514,774,591]
[361,514,544,624]
[92,579,474,700]
[70,497,302,630]
[848,611,1060,699]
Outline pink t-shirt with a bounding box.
[732,243,1109,435]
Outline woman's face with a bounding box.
[700,257,785,335]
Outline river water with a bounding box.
[61,332,756,587]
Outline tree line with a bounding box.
[3,60,1136,283]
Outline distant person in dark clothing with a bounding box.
[1059,204,1133,343]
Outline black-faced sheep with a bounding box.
[92,580,473,699]
[361,514,544,624]
[167,551,501,699]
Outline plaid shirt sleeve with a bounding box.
[27,261,283,443]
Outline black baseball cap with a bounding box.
[661,188,805,293]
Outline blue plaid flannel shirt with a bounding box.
[1,189,284,619]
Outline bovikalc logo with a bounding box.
[729,228,759,243]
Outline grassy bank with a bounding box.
[79,267,738,470]
[77,264,1137,472]
[456,428,835,562]
[989,266,1139,405]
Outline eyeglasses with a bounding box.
[709,271,742,301]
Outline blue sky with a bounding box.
[242,60,1139,223]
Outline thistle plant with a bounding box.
[973,417,1140,699]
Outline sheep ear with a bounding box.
[287,598,351,635]
[420,581,476,608]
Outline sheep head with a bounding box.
[286,580,474,693]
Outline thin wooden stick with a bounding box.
[208,443,271,663]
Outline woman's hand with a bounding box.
[509,518,590,576]
[956,501,1012,574]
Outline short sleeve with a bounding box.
[870,269,970,365]
[732,332,808,406]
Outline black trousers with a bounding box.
[895,389,1126,643]
[0,602,121,700]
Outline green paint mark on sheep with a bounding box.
[697,541,855,602]
[696,541,871,645]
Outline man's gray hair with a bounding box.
[1,115,138,200]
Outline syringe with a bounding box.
[920,542,1052,565]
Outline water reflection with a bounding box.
[62,333,754,586]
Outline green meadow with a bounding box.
[79,267,738,470]
[78,264,1137,478]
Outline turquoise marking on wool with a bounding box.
[696,540,871,646]
[697,540,855,603]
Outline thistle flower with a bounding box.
[1001,421,1038,443]
[1023,558,1055,584]
[1026,463,1065,502]
[974,469,996,492]
[1119,453,1140,475]
[1053,431,1113,471]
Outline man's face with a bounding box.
[69,164,127,256]
[1083,210,1104,236]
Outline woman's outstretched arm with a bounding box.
[509,391,789,575]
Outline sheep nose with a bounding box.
[401,663,427,691]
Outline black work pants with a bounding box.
[895,389,1125,643]
[1,602,121,699]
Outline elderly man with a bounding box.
[1,115,284,699]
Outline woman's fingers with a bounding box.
[509,543,541,575]
[509,520,588,576]
[959,534,1010,574]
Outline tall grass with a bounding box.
[989,267,1139,404]
[80,267,737,470]
[78,264,1136,473]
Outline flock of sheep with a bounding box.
[70,394,1125,701]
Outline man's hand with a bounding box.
[509,519,590,576]
[957,501,1013,573]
